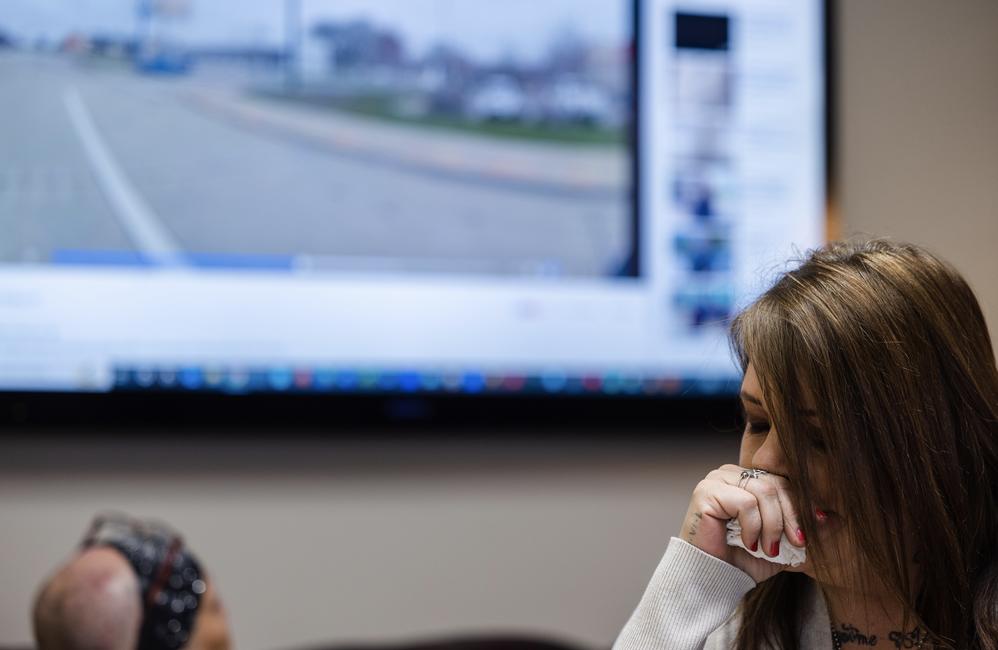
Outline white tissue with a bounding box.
[725,519,807,567]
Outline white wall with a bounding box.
[837,0,998,348]
[2,1,997,648]
[0,436,736,650]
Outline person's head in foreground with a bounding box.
[724,239,998,649]
[33,513,231,650]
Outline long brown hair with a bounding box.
[729,239,998,649]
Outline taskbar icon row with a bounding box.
[112,366,739,397]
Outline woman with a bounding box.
[613,240,998,649]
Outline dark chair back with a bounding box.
[296,635,597,650]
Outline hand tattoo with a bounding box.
[685,512,702,543]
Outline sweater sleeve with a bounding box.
[612,537,756,650]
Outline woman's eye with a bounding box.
[747,421,770,434]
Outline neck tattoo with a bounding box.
[830,623,929,649]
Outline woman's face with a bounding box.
[737,362,844,581]
[737,362,925,609]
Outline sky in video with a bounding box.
[2,0,627,63]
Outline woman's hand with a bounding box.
[678,464,806,583]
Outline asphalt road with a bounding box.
[0,53,631,277]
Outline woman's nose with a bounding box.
[752,429,790,476]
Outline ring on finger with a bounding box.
[738,468,768,489]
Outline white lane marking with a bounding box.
[63,86,183,264]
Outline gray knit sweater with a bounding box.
[613,537,834,649]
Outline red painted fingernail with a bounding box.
[816,508,827,521]
[749,539,758,552]
[770,540,780,556]
[796,528,806,543]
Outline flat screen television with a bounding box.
[0,0,831,429]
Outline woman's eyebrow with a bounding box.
[740,391,818,417]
